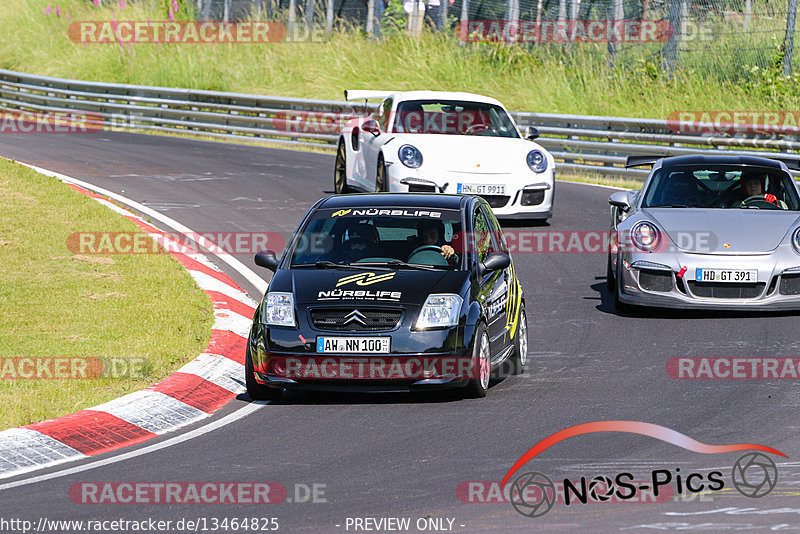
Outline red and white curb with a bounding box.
[0,171,260,479]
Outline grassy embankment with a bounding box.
[0,159,212,429]
[2,0,797,117]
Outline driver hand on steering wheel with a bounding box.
[739,173,782,208]
[739,173,786,209]
[415,220,458,263]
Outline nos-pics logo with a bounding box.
[503,421,784,518]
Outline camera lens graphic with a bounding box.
[587,475,615,502]
[732,452,778,498]
[509,472,556,518]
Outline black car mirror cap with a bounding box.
[479,252,511,275]
[608,191,631,212]
[255,250,280,272]
[362,119,381,136]
[525,126,540,140]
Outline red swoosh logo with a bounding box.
[501,420,786,486]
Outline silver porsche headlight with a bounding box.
[398,145,423,168]
[415,294,463,329]
[526,150,547,173]
[264,292,295,327]
[792,228,800,254]
[631,221,660,252]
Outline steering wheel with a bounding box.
[464,123,490,135]
[409,245,444,259]
[342,237,372,259]
[742,195,782,210]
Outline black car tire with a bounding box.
[606,251,615,291]
[613,260,631,313]
[376,156,388,192]
[245,344,283,401]
[509,308,528,375]
[464,325,491,398]
[334,139,349,194]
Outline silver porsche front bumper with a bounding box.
[616,247,800,310]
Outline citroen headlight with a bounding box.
[398,144,423,168]
[526,150,547,173]
[415,294,463,329]
[631,221,660,252]
[792,228,800,254]
[264,292,295,327]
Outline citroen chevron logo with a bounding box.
[343,309,367,326]
[336,272,396,287]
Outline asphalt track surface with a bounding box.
[2,131,800,532]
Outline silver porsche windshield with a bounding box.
[641,165,800,210]
[289,208,464,270]
[391,100,519,138]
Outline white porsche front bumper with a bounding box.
[386,168,554,219]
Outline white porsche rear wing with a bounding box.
[344,90,395,101]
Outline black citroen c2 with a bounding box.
[246,193,527,399]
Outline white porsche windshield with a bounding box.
[641,165,800,210]
[391,100,519,138]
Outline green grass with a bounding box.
[0,159,213,429]
[4,0,800,119]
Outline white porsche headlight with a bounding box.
[398,145,423,168]
[264,292,295,327]
[526,150,547,173]
[415,294,463,329]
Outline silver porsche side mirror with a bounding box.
[608,191,631,212]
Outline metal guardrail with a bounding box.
[1,68,798,180]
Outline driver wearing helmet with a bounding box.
[739,172,782,208]
[411,220,458,265]
[341,223,379,262]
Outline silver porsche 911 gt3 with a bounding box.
[607,154,800,311]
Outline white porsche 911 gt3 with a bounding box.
[334,90,555,220]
